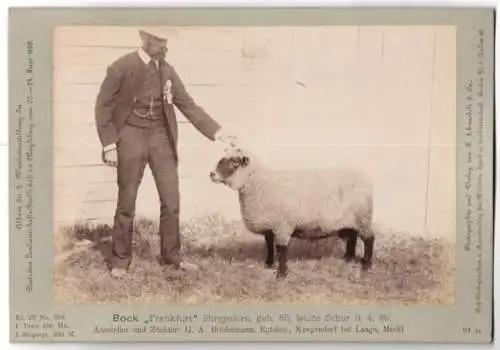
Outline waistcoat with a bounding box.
[127,60,165,129]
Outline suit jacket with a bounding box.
[94,51,222,149]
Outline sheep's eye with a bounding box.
[228,157,241,167]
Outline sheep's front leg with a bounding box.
[275,227,292,278]
[264,231,275,268]
[338,228,358,263]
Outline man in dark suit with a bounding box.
[95,28,238,278]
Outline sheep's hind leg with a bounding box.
[338,228,357,263]
[276,245,288,278]
[264,230,275,268]
[360,235,374,270]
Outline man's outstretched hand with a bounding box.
[214,129,240,150]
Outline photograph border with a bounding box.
[8,7,495,343]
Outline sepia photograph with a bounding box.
[50,24,458,307]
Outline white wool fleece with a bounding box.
[235,162,374,247]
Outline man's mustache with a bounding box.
[154,52,166,60]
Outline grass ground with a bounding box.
[53,214,455,306]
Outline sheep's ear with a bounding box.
[241,156,250,167]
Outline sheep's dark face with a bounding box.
[210,155,250,185]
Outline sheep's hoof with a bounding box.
[343,254,355,263]
[265,261,274,269]
[361,259,373,270]
[276,268,288,279]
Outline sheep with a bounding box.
[209,148,375,278]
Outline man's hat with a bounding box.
[139,27,175,41]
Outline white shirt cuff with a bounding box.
[103,143,117,152]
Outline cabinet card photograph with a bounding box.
[9,7,494,343]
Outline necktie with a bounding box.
[148,59,157,72]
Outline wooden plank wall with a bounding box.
[53,25,456,240]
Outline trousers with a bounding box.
[110,121,180,269]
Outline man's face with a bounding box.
[145,35,168,60]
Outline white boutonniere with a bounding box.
[164,79,173,104]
